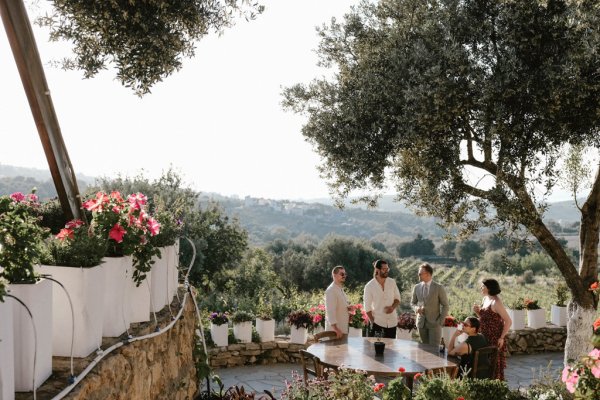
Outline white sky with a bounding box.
[0,1,362,200]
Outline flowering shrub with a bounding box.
[41,219,107,268]
[209,311,229,326]
[281,368,377,400]
[555,283,569,307]
[231,310,254,323]
[561,348,600,397]
[524,298,542,310]
[349,304,369,329]
[287,310,313,330]
[309,304,326,329]
[397,312,416,332]
[83,191,161,285]
[509,297,526,310]
[381,374,411,400]
[443,315,458,327]
[0,193,49,283]
[589,281,600,297]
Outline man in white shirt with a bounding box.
[363,259,401,338]
[325,265,349,338]
[411,262,449,345]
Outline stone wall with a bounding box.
[208,341,306,368]
[506,325,567,355]
[63,299,197,400]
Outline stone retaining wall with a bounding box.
[506,325,567,355]
[208,325,567,368]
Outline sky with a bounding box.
[0,1,362,201]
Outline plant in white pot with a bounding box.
[396,312,416,340]
[39,209,108,358]
[525,298,546,329]
[348,304,368,337]
[232,310,254,343]
[551,283,568,327]
[255,298,275,342]
[507,298,526,330]
[209,311,229,347]
[0,192,52,391]
[287,310,312,344]
[309,304,326,335]
[441,315,459,345]
[0,276,15,400]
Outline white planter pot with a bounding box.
[551,305,567,327]
[527,308,547,329]
[396,328,412,340]
[348,327,363,337]
[256,319,275,342]
[128,271,151,323]
[312,325,324,335]
[0,298,15,400]
[233,321,252,343]
[10,279,53,391]
[441,326,457,346]
[102,256,131,337]
[290,326,307,344]
[168,243,179,304]
[149,247,169,312]
[508,309,526,330]
[38,264,105,358]
[455,333,468,347]
[210,323,228,347]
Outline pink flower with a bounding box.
[318,304,326,311]
[109,224,127,243]
[562,366,579,393]
[373,383,385,392]
[65,219,84,229]
[56,228,74,241]
[398,367,406,373]
[10,192,25,202]
[128,193,147,210]
[313,314,323,323]
[27,193,38,203]
[147,217,160,236]
[110,191,124,202]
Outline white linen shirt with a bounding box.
[363,278,401,328]
[325,282,349,333]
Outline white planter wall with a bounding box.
[167,243,178,304]
[441,326,457,346]
[210,323,228,347]
[102,257,131,337]
[348,327,363,337]
[149,247,169,312]
[10,279,53,391]
[396,328,412,340]
[551,305,567,327]
[233,322,252,343]
[39,264,104,358]
[527,308,547,329]
[290,326,307,344]
[256,319,275,342]
[128,273,151,323]
[0,298,15,400]
[508,309,526,330]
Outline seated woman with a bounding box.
[447,316,490,378]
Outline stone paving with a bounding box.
[213,352,564,398]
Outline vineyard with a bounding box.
[393,258,598,320]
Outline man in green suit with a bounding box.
[411,263,449,346]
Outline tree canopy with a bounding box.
[37,0,264,95]
[284,0,600,360]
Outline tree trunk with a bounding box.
[564,301,595,364]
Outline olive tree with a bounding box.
[283,0,600,362]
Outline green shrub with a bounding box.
[413,375,511,400]
[460,378,511,400]
[555,283,569,307]
[231,310,254,323]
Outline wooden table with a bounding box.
[306,337,457,389]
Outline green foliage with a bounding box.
[281,368,376,400]
[413,376,511,400]
[508,298,526,311]
[255,296,273,320]
[40,221,107,268]
[38,0,264,96]
[0,195,49,283]
[287,310,313,330]
[455,241,484,268]
[397,234,435,257]
[231,310,254,323]
[555,283,569,307]
[382,376,411,400]
[519,252,556,275]
[38,199,69,234]
[0,277,8,302]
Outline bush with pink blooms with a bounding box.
[561,317,600,398]
[309,304,326,330]
[349,304,369,329]
[83,191,161,285]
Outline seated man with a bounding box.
[447,316,490,378]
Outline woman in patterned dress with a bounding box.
[473,278,512,380]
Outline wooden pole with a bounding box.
[0,0,83,220]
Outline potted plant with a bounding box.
[551,283,568,327]
[525,298,546,329]
[396,312,416,340]
[83,191,160,333]
[507,297,526,330]
[0,192,52,391]
[209,311,229,347]
[287,310,313,344]
[232,310,254,343]
[255,297,275,342]
[441,315,458,345]
[374,331,385,355]
[309,304,325,334]
[39,214,108,358]
[0,276,15,400]
[348,304,369,337]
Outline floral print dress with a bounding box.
[479,306,506,380]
